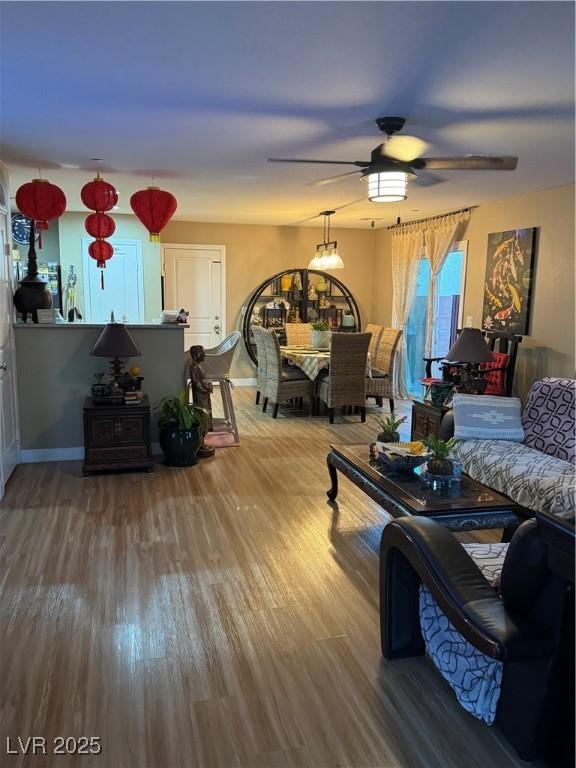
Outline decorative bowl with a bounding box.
[377,450,431,472]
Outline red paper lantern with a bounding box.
[15,178,66,247]
[85,212,116,239]
[81,175,118,212]
[88,239,114,268]
[130,186,177,242]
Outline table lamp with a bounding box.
[445,328,493,394]
[91,323,141,383]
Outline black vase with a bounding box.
[13,220,52,322]
[159,426,203,466]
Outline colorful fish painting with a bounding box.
[481,228,537,335]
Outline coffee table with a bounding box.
[326,443,529,532]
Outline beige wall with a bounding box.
[15,325,185,451]
[162,220,376,378]
[59,212,162,323]
[370,185,575,399]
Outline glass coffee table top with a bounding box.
[330,443,519,514]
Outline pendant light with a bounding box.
[308,210,344,270]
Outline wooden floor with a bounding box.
[0,390,547,768]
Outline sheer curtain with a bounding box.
[391,226,424,398]
[423,211,470,356]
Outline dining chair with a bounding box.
[285,322,312,347]
[366,327,402,412]
[318,332,371,423]
[251,326,268,406]
[200,331,242,443]
[365,323,384,361]
[261,328,314,418]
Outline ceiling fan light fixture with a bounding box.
[367,171,408,203]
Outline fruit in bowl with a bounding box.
[372,440,431,472]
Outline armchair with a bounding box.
[380,516,574,761]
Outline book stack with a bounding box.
[124,391,142,405]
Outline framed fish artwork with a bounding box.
[481,227,538,335]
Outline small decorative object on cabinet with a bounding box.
[311,320,331,349]
[83,396,152,475]
[157,391,209,467]
[243,268,360,365]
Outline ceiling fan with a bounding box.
[269,116,518,202]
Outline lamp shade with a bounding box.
[91,323,141,358]
[445,328,493,363]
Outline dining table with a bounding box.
[280,345,372,379]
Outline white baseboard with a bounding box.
[230,378,256,387]
[21,447,85,463]
[20,443,164,464]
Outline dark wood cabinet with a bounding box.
[83,397,153,475]
[411,400,447,441]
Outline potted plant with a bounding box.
[311,320,331,349]
[423,435,458,476]
[374,412,407,443]
[157,390,209,467]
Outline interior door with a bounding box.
[0,202,19,498]
[162,245,225,351]
[82,238,144,324]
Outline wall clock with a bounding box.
[12,213,38,245]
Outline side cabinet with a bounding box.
[83,396,153,474]
[410,400,445,441]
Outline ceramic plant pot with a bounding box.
[377,431,400,443]
[159,426,203,467]
[311,329,331,349]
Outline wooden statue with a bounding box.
[189,345,215,458]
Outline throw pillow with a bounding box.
[522,377,576,464]
[452,394,524,441]
[481,351,509,397]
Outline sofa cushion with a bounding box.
[453,394,524,441]
[481,351,509,396]
[522,377,576,464]
[451,439,576,518]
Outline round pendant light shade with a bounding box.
[367,171,408,202]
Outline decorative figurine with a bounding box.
[189,345,215,458]
[177,308,189,324]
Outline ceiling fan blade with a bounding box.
[383,135,430,162]
[268,158,369,166]
[412,171,447,188]
[292,198,365,225]
[308,170,363,187]
[414,155,518,171]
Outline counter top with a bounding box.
[14,323,188,330]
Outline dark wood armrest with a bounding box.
[380,517,553,661]
[422,356,445,378]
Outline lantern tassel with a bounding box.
[149,233,160,243]
[100,269,104,290]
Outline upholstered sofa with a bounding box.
[441,377,575,519]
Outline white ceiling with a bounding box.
[1,1,574,228]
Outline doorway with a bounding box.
[82,238,144,324]
[162,244,226,351]
[405,242,468,398]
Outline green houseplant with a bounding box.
[311,319,331,349]
[157,390,209,466]
[423,435,458,475]
[374,412,407,443]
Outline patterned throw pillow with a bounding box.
[522,377,575,464]
[481,351,509,396]
[453,394,524,441]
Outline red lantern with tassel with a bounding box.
[15,178,66,248]
[85,212,116,239]
[81,175,118,212]
[82,172,117,289]
[130,186,177,242]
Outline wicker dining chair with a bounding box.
[318,332,371,423]
[366,327,402,412]
[251,326,268,406]
[365,323,384,361]
[285,322,312,347]
[261,328,314,418]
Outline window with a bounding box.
[405,242,468,398]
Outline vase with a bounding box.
[311,329,331,349]
[377,431,400,443]
[13,220,53,323]
[159,426,203,466]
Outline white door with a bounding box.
[162,244,225,351]
[0,199,20,499]
[83,238,144,324]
